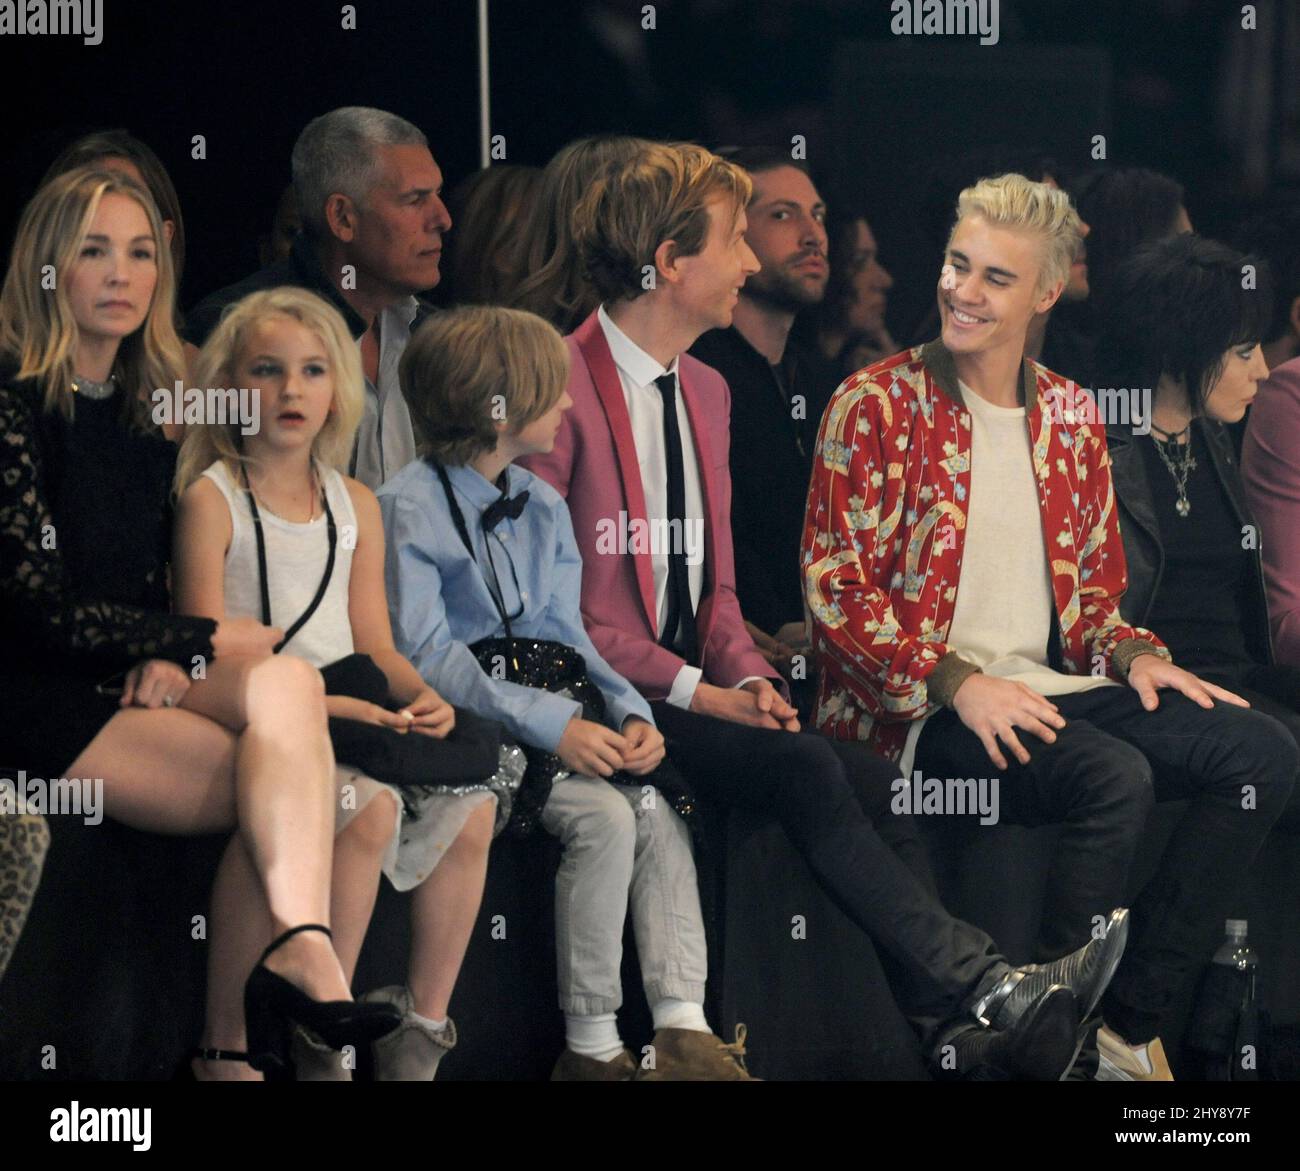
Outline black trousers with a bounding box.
[1198,661,1300,830]
[651,701,1010,1048]
[914,685,1297,1044]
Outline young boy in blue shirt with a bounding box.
[378,304,752,1080]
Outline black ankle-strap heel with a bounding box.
[174,1046,251,1081]
[194,1047,249,1063]
[243,924,402,1080]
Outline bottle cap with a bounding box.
[1226,918,1248,937]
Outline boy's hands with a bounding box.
[620,717,665,775]
[557,718,629,778]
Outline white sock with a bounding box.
[565,1012,624,1062]
[410,1009,448,1033]
[651,997,710,1034]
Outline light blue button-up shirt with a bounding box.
[378,458,654,752]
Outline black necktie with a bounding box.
[654,373,699,665]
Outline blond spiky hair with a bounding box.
[949,173,1083,296]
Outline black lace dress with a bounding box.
[0,376,216,777]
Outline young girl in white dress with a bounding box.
[173,286,521,1080]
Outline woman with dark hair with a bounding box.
[1096,233,1300,754]
[1071,167,1191,317]
[442,164,542,307]
[42,129,187,287]
[814,205,897,379]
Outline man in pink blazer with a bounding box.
[528,281,777,703]
[521,140,1126,1080]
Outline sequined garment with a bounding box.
[402,741,527,833]
[470,636,696,837]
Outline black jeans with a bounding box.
[651,701,1010,1048]
[914,685,1297,1044]
[1198,661,1300,831]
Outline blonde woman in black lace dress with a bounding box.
[0,168,398,1078]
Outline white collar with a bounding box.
[383,296,420,329]
[598,304,681,389]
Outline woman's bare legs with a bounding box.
[195,788,398,1080]
[407,798,496,1020]
[195,836,271,1079]
[68,654,346,1080]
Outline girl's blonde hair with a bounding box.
[401,305,569,467]
[174,287,364,496]
[0,166,184,430]
[949,173,1084,296]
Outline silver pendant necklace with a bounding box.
[1150,422,1195,517]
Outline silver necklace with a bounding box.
[1150,422,1196,517]
[71,372,118,400]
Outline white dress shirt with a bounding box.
[598,305,706,707]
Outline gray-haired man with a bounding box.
[185,106,451,489]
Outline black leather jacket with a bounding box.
[1106,419,1274,666]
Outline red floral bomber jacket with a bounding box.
[801,339,1169,762]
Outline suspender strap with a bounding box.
[432,460,517,640]
[240,461,337,653]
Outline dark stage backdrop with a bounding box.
[0,0,1284,332]
[827,40,1111,343]
[0,0,709,308]
[0,0,482,307]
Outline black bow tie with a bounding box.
[481,489,530,532]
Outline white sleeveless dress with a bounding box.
[203,460,513,890]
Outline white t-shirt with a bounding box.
[897,381,1114,775]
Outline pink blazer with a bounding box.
[521,310,780,701]
[1243,356,1300,666]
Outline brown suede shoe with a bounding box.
[635,1024,758,1081]
[551,1047,637,1081]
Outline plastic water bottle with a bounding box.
[1211,920,1260,1081]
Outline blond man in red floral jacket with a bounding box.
[803,174,1297,1081]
